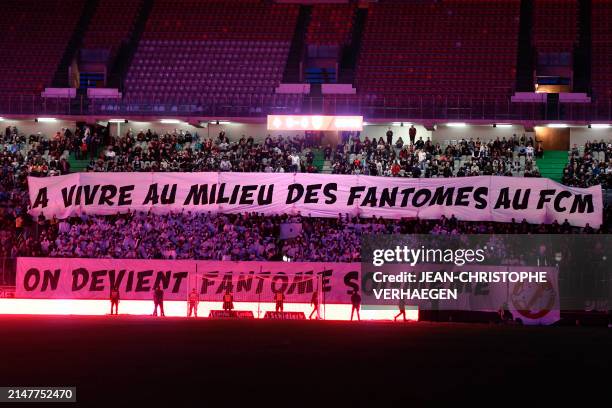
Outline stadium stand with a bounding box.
[0,0,610,120]
[1,6,612,401]
[563,139,612,187]
[123,0,300,107]
[4,209,610,262]
[330,134,546,178]
[81,0,144,64]
[0,0,83,96]
[306,3,357,46]
[1,118,610,265]
[124,40,297,105]
[591,0,612,99]
[533,0,579,53]
[355,0,520,98]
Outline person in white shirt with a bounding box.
[290,153,300,172]
[418,150,427,163]
[220,158,232,171]
[105,148,116,160]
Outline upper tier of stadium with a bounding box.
[0,0,611,121]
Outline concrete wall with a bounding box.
[570,127,612,147]
[2,119,76,138]
[111,121,201,138]
[4,118,611,147]
[431,125,527,145]
[204,123,303,142]
[360,124,431,144]
[431,125,612,148]
[110,121,305,143]
[1,119,300,142]
[4,119,432,144]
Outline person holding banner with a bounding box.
[350,290,361,321]
[394,298,406,322]
[153,285,165,317]
[109,285,120,315]
[188,288,199,318]
[274,291,285,313]
[309,291,320,320]
[222,289,234,312]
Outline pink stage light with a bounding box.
[0,299,418,321]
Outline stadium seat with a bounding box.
[0,0,83,96]
[354,0,521,103]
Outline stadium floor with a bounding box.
[0,315,609,406]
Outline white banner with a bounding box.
[15,258,560,325]
[28,173,602,227]
[15,258,359,304]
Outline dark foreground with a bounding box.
[0,315,610,407]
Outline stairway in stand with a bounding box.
[311,149,326,172]
[536,150,568,182]
[67,152,93,172]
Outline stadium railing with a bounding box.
[2,94,612,121]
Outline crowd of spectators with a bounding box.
[1,124,611,284]
[330,131,542,178]
[91,129,316,173]
[2,125,77,179]
[2,210,610,263]
[563,140,612,189]
[4,124,551,180]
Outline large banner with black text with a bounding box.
[15,258,560,324]
[15,258,359,304]
[28,173,602,227]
